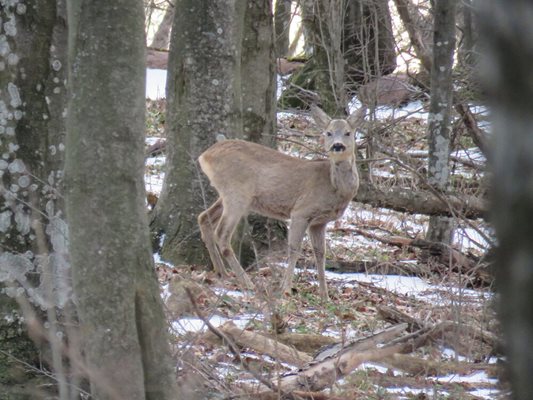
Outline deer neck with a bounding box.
[329,156,358,197]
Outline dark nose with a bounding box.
[331,143,346,152]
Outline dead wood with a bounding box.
[218,321,313,368]
[356,182,487,219]
[380,353,498,377]
[378,305,501,356]
[248,324,409,396]
[377,305,424,331]
[273,333,337,355]
[254,391,347,400]
[455,103,489,157]
[366,372,498,398]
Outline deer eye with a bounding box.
[325,132,333,137]
[344,132,351,136]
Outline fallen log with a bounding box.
[219,321,313,368]
[247,324,411,395]
[355,182,488,220]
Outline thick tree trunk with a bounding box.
[425,0,456,244]
[66,1,178,399]
[343,0,397,85]
[0,1,69,397]
[282,0,396,114]
[482,2,533,398]
[151,0,245,266]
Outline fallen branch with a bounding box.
[455,103,489,157]
[218,321,313,368]
[249,324,410,395]
[380,353,499,377]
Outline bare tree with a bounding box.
[481,1,533,398]
[66,1,178,398]
[425,0,456,244]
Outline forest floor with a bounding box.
[145,98,505,399]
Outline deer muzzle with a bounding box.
[330,143,347,153]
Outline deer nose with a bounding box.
[330,143,346,152]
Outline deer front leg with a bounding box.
[308,223,329,300]
[280,217,308,295]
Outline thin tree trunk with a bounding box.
[151,0,245,266]
[66,1,178,398]
[392,0,433,72]
[425,0,456,244]
[274,0,292,58]
[149,2,174,50]
[242,0,277,146]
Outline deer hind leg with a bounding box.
[214,201,255,290]
[308,223,329,300]
[198,198,227,277]
[280,216,309,295]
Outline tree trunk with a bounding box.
[0,1,69,397]
[457,0,477,70]
[66,1,178,399]
[281,0,396,114]
[242,0,277,146]
[300,0,347,115]
[151,0,245,266]
[240,0,287,265]
[482,2,533,398]
[343,0,397,86]
[274,0,292,58]
[392,0,433,72]
[149,2,175,50]
[425,0,456,244]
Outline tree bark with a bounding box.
[151,0,246,266]
[0,1,69,397]
[149,2,175,50]
[242,0,277,146]
[392,0,433,72]
[274,0,292,58]
[425,0,456,244]
[281,0,396,114]
[482,1,533,398]
[343,0,397,85]
[355,182,487,219]
[66,1,178,399]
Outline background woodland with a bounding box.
[0,0,532,399]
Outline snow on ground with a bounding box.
[146,68,167,99]
[145,73,498,398]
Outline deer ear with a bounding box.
[347,106,366,130]
[310,105,331,130]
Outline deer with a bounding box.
[197,105,363,300]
